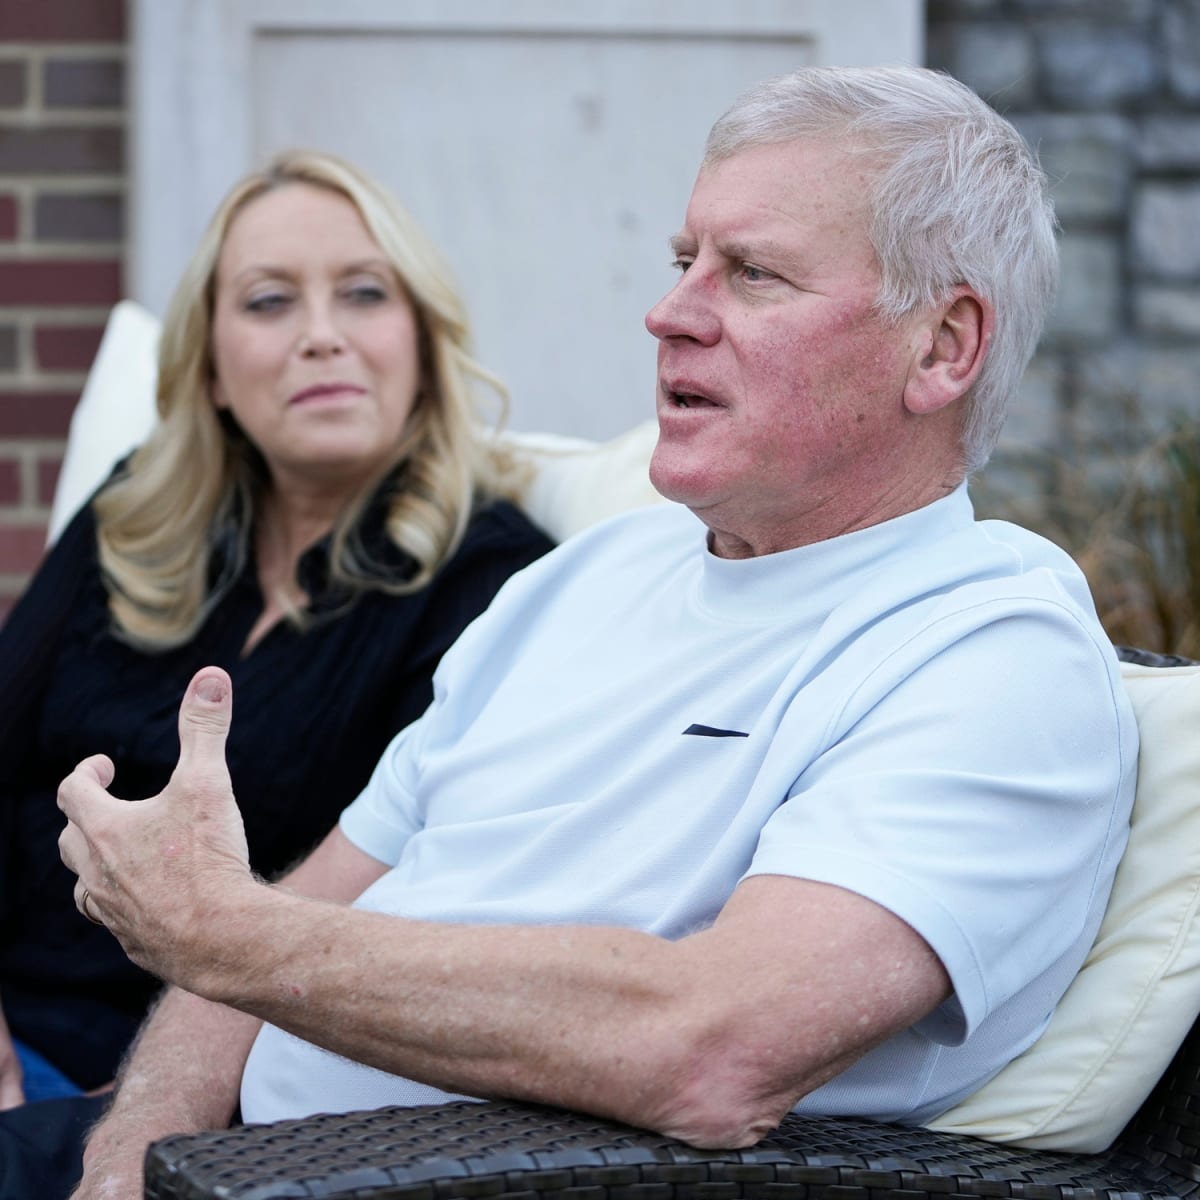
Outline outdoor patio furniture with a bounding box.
[142,1006,1200,1200]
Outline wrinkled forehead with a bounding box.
[681,138,879,257]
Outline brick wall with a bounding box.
[0,0,125,616]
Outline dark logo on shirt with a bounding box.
[682,724,749,738]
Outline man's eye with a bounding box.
[741,264,773,282]
[670,257,694,273]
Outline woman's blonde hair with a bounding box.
[96,149,510,649]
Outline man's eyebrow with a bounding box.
[667,234,781,264]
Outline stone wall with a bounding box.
[0,0,124,614]
[928,0,1200,463]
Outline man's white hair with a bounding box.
[705,65,1059,474]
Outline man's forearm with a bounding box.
[170,874,948,1149]
[100,987,259,1129]
[182,880,693,1128]
[74,987,260,1199]
[87,989,259,1143]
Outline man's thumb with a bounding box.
[176,667,233,774]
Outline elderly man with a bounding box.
[43,65,1134,1200]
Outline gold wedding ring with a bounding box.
[80,887,104,926]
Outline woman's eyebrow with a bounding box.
[226,257,395,286]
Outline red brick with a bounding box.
[0,0,124,41]
[35,191,122,242]
[0,61,27,108]
[0,126,123,174]
[34,323,104,370]
[0,523,49,575]
[0,460,20,505]
[45,58,123,109]
[0,391,78,437]
[0,259,120,305]
[38,456,62,506]
[0,195,16,240]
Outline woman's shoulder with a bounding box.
[461,496,556,558]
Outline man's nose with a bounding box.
[644,271,720,346]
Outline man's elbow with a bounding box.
[630,1028,802,1149]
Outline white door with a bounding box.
[131,0,922,439]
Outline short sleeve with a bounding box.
[747,600,1134,1043]
[338,715,430,867]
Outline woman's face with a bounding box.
[210,182,423,494]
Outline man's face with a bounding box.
[645,137,949,558]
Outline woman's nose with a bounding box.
[298,304,347,357]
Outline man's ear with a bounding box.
[903,289,993,416]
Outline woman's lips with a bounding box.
[289,382,367,405]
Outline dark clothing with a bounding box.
[0,492,553,1089]
[0,1093,104,1200]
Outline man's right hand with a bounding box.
[62,668,386,1198]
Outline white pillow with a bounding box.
[928,660,1200,1152]
[494,422,662,542]
[50,301,663,547]
[48,299,159,543]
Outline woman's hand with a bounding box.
[56,667,255,990]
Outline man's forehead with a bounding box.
[677,142,864,237]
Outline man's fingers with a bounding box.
[56,754,117,819]
[58,819,87,876]
[175,668,234,778]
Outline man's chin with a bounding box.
[648,448,716,509]
[647,463,701,508]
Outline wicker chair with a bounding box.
[144,1013,1200,1200]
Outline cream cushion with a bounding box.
[48,300,160,543]
[929,660,1200,1151]
[58,303,1200,1156]
[47,301,662,547]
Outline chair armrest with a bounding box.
[142,1098,1168,1200]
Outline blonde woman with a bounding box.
[0,151,553,1105]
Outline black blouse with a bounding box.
[0,489,553,1087]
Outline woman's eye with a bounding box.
[345,283,388,304]
[244,293,290,314]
